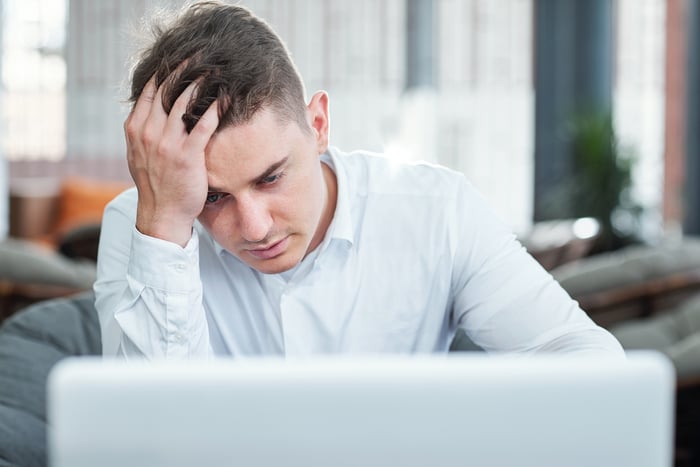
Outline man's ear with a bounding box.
[306,91,330,154]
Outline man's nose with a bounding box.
[236,195,273,243]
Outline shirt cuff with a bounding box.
[127,226,200,292]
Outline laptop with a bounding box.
[47,352,675,467]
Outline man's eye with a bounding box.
[260,172,283,185]
[206,192,224,204]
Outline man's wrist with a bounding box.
[135,211,195,248]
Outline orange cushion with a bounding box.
[53,177,131,235]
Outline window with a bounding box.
[2,0,67,161]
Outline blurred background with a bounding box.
[0,0,680,239]
[5,2,700,466]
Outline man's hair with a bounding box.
[129,1,308,133]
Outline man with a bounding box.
[95,1,623,358]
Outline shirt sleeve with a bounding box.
[93,188,212,359]
[449,179,624,355]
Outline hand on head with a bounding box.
[124,75,219,247]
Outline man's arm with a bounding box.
[94,189,210,358]
[450,179,624,355]
[94,77,219,359]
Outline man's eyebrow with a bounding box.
[207,156,290,192]
[253,156,289,183]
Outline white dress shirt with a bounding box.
[94,147,623,359]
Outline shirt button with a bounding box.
[173,333,185,343]
[173,263,186,273]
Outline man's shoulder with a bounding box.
[331,148,465,198]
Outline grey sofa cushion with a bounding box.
[611,293,700,380]
[0,292,100,467]
[0,238,96,289]
[552,238,700,296]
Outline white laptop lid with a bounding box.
[48,352,675,467]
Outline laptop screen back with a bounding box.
[48,352,674,467]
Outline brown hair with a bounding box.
[129,1,308,133]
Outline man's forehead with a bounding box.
[203,107,305,187]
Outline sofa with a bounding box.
[0,293,99,467]
[1,177,129,319]
[552,237,700,328]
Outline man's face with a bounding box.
[198,93,335,274]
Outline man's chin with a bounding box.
[245,253,301,275]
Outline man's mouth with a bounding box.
[246,236,289,260]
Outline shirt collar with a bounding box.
[322,146,354,246]
[208,146,355,257]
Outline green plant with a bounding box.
[546,111,642,252]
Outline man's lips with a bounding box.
[246,236,289,260]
